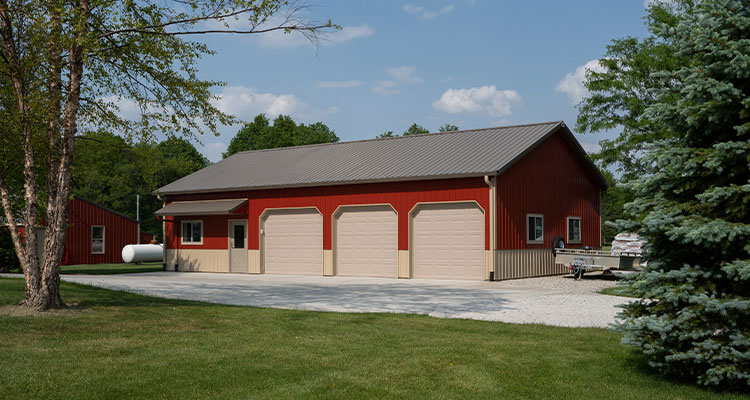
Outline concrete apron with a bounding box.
[35,272,628,328]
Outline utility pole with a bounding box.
[136,194,140,244]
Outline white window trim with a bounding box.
[567,216,582,243]
[181,220,204,245]
[91,225,105,254]
[526,213,544,244]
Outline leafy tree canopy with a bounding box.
[223,114,339,157]
[402,123,430,136]
[0,0,335,310]
[614,0,750,388]
[438,123,459,132]
[576,1,692,180]
[72,132,210,239]
[376,131,396,138]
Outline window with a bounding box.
[91,225,105,254]
[527,214,544,243]
[181,220,203,245]
[567,217,581,243]
[232,224,245,249]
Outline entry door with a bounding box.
[229,220,247,273]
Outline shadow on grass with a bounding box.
[622,344,750,395]
[0,277,219,310]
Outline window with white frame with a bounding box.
[91,225,105,254]
[181,220,203,245]
[567,216,581,243]
[527,214,544,243]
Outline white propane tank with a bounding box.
[121,244,164,263]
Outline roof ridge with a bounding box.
[229,120,563,157]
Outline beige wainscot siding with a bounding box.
[494,249,567,280]
[397,250,410,278]
[248,249,261,274]
[323,249,333,276]
[166,249,229,273]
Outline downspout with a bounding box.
[484,175,497,280]
[157,193,167,271]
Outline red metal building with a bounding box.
[156,122,608,280]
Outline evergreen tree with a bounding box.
[615,0,750,388]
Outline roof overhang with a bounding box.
[154,199,248,217]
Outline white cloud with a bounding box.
[372,80,400,95]
[257,22,374,48]
[580,142,602,154]
[328,24,375,44]
[432,85,522,117]
[386,65,423,83]
[316,80,363,89]
[555,59,606,104]
[372,65,423,95]
[403,4,456,20]
[212,86,338,122]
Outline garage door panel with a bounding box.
[413,202,485,280]
[264,209,322,275]
[336,206,397,277]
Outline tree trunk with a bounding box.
[0,0,88,311]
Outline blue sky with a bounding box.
[189,1,652,162]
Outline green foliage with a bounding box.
[223,114,339,157]
[438,123,459,132]
[72,131,209,240]
[0,229,21,273]
[576,1,691,180]
[376,130,396,138]
[614,0,750,388]
[402,123,429,136]
[600,170,633,243]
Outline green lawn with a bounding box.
[60,262,163,275]
[0,278,742,399]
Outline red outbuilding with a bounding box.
[155,121,608,280]
[12,196,152,265]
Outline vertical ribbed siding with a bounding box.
[65,197,140,265]
[495,249,567,280]
[497,132,601,251]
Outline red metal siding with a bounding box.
[65,197,140,264]
[496,132,601,249]
[167,215,239,250]
[165,177,490,251]
[140,232,156,243]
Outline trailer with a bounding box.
[554,248,643,279]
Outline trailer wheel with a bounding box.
[575,268,585,280]
[552,236,566,255]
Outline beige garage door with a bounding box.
[263,208,323,275]
[335,205,398,277]
[412,202,485,280]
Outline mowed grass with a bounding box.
[60,262,163,275]
[0,278,742,400]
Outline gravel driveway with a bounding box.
[55,272,632,328]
